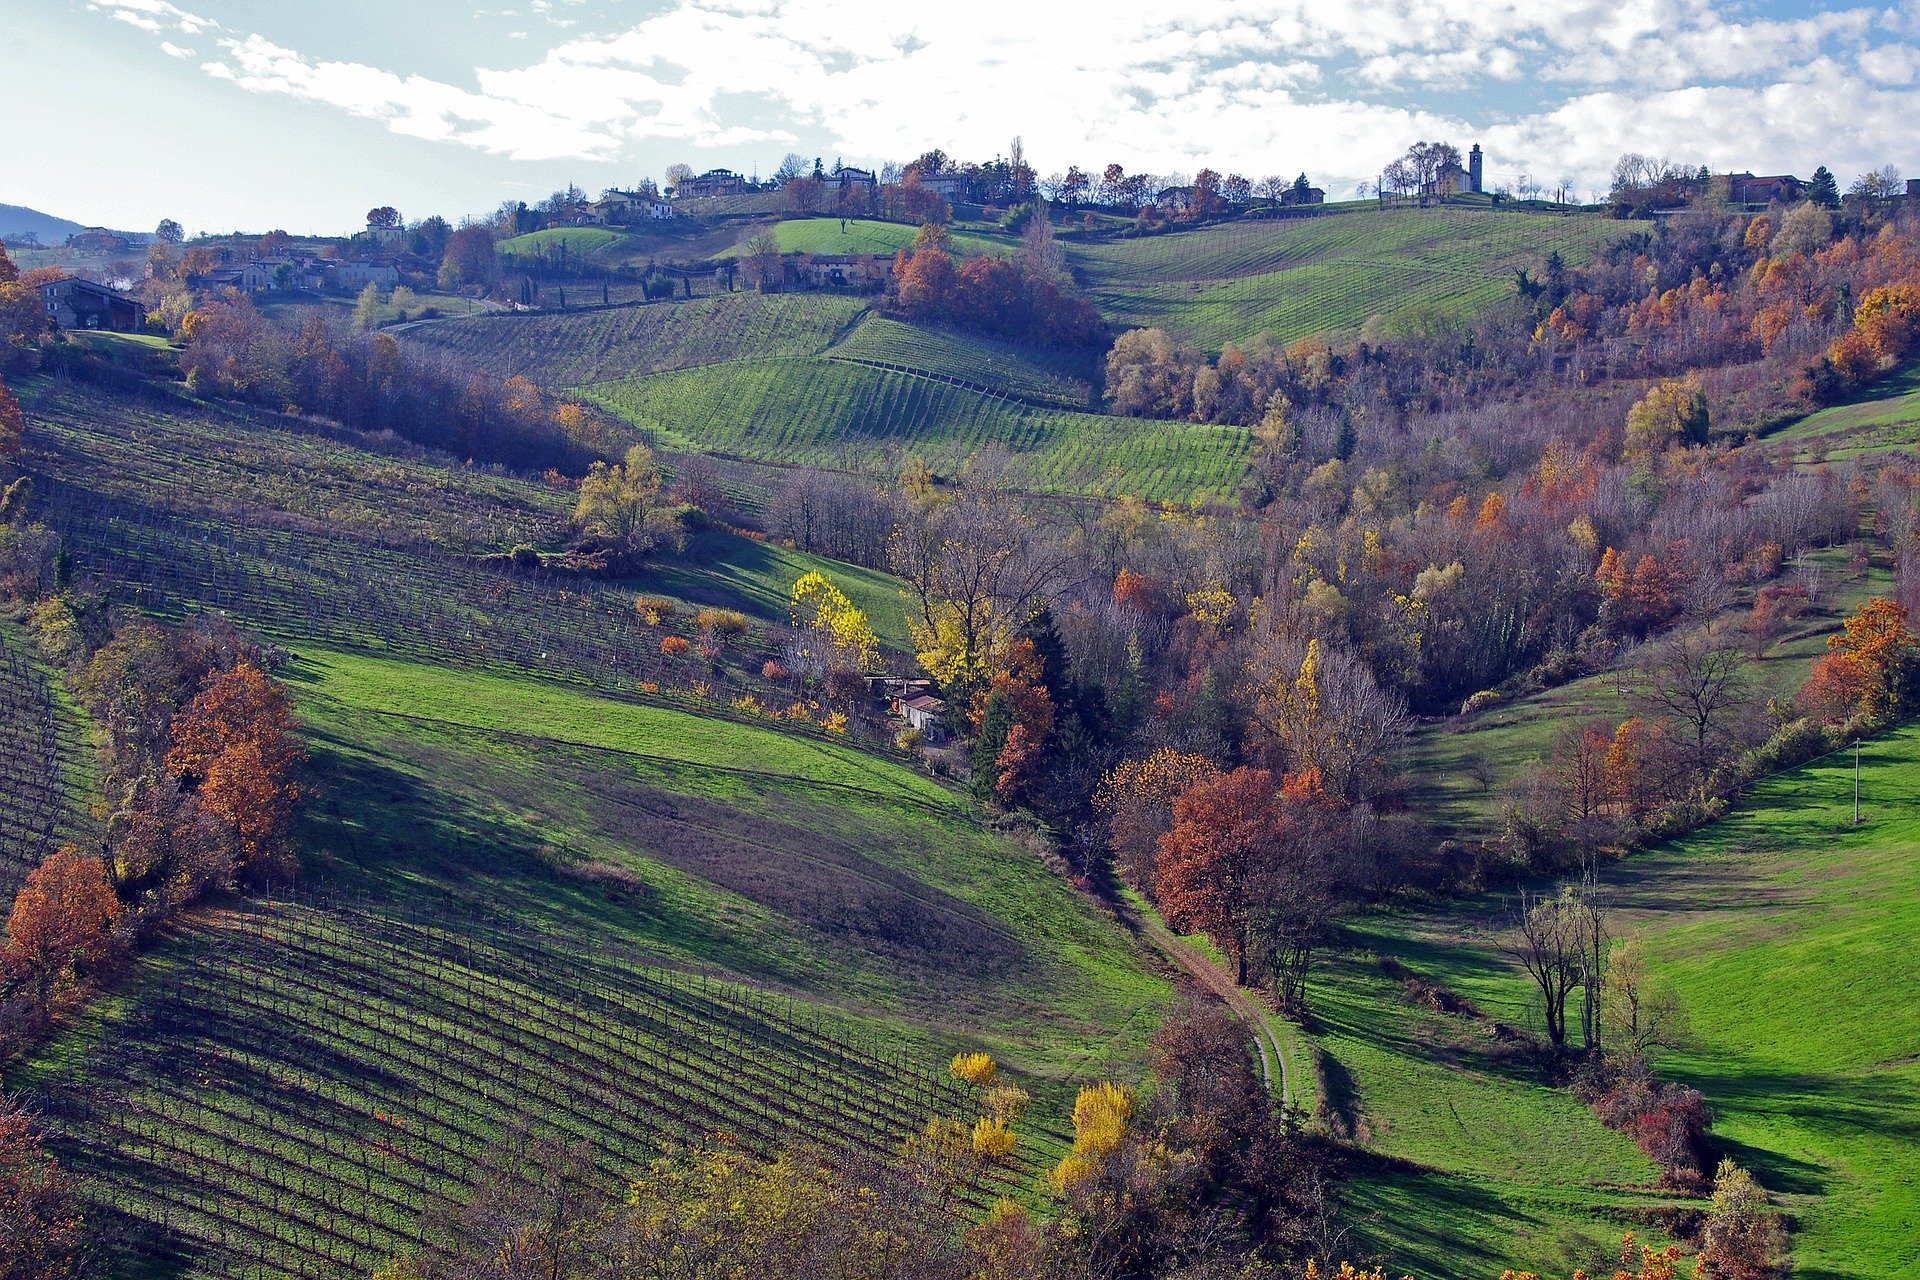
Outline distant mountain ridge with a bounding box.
[0,202,146,246]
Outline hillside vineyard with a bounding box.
[2,89,1918,1280]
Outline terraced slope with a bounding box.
[580,356,1249,501]
[1764,361,1920,463]
[1067,206,1644,352]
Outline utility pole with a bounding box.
[1854,739,1862,824]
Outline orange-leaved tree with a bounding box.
[1095,748,1221,894]
[0,1094,85,1279]
[165,661,305,873]
[3,847,120,1007]
[1153,767,1279,983]
[1800,596,1918,723]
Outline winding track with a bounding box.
[1132,909,1291,1109]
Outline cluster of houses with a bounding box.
[186,252,400,296]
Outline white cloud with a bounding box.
[159,40,195,57]
[101,0,1920,191]
[89,0,216,35]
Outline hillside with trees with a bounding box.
[2,131,1918,1280]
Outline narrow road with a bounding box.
[1133,909,1291,1109]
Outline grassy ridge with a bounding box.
[402,293,864,389]
[742,217,1017,260]
[581,356,1250,501]
[1066,207,1643,353]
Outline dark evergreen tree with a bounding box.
[970,691,1013,802]
[1807,165,1840,208]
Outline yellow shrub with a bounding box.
[985,1082,1029,1123]
[971,1116,1016,1159]
[1048,1153,1093,1193]
[949,1052,996,1086]
[1070,1081,1131,1156]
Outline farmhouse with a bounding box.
[790,253,894,290]
[39,276,144,331]
[65,227,131,253]
[833,166,878,194]
[591,191,678,224]
[918,173,971,203]
[672,168,750,200]
[366,218,406,246]
[335,261,401,290]
[1726,172,1802,205]
[190,261,279,293]
[1155,185,1196,215]
[898,695,947,738]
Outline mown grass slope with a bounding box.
[581,356,1249,501]
[1332,722,1920,1280]
[1066,206,1643,353]
[742,217,1016,260]
[1764,361,1920,463]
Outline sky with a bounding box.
[4,0,1919,235]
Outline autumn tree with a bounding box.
[572,444,664,554]
[0,1095,84,1280]
[1801,596,1919,722]
[3,848,120,1008]
[739,229,782,291]
[1624,377,1709,460]
[1600,938,1689,1067]
[437,226,499,293]
[1250,637,1411,804]
[789,570,879,673]
[1631,628,1757,798]
[1154,768,1281,983]
[1508,880,1607,1055]
[1095,749,1222,893]
[1695,1160,1788,1280]
[165,661,306,873]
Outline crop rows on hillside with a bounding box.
[403,293,864,388]
[828,317,1099,408]
[1068,207,1642,351]
[26,897,968,1280]
[0,630,76,898]
[31,384,567,554]
[582,357,1249,502]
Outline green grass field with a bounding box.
[1333,722,1920,1279]
[581,356,1249,502]
[1065,206,1644,353]
[10,373,1176,1280]
[734,217,1017,261]
[1764,362,1920,463]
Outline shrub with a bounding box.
[659,635,691,657]
[1594,1075,1712,1190]
[895,727,924,753]
[1459,689,1501,716]
[508,544,542,572]
[971,1117,1016,1159]
[634,595,676,625]
[949,1052,996,1085]
[761,659,789,681]
[694,607,749,638]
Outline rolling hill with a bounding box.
[4,375,1175,1278]
[1063,204,1644,353]
[0,201,98,244]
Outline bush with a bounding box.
[634,595,676,625]
[508,545,542,573]
[659,635,691,657]
[894,727,924,753]
[761,660,789,681]
[1459,689,1501,716]
[694,608,749,638]
[1595,1075,1713,1191]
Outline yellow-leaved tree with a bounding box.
[790,571,878,672]
[1623,377,1709,460]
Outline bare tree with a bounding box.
[1632,628,1756,797]
[1508,881,1606,1055]
[1600,936,1689,1065]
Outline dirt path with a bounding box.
[1133,910,1291,1109]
